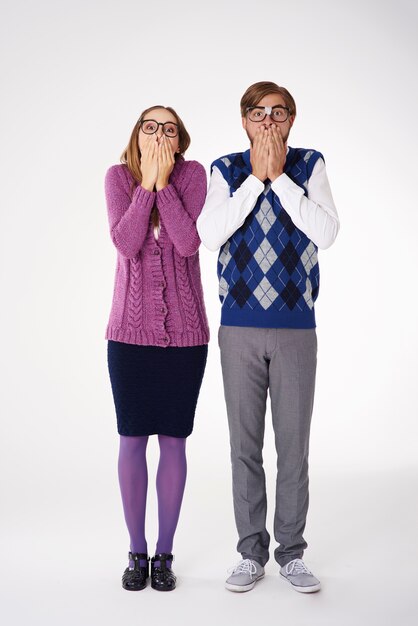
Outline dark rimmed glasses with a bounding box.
[246,105,290,123]
[139,119,179,137]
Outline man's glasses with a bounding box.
[139,119,179,137]
[246,105,290,123]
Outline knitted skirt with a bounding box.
[107,340,208,438]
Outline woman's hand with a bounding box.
[140,134,159,190]
[267,125,286,182]
[156,135,175,191]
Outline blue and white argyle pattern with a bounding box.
[213,147,323,329]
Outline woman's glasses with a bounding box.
[139,119,179,137]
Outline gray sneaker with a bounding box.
[225,558,265,592]
[280,559,321,593]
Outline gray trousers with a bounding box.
[218,326,317,567]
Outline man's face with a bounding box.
[242,93,295,145]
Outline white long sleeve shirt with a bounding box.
[197,154,339,251]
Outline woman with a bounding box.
[104,105,209,592]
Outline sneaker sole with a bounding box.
[280,572,321,593]
[225,573,265,592]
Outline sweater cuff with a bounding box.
[271,173,303,197]
[155,183,178,208]
[132,184,156,209]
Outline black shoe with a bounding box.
[122,552,149,591]
[151,553,176,591]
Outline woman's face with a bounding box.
[138,108,180,155]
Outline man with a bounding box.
[197,82,339,593]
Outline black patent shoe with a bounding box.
[122,552,149,591]
[151,553,176,591]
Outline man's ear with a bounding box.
[288,115,295,130]
[242,117,247,130]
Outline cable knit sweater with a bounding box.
[105,158,210,348]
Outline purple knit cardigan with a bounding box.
[105,158,210,348]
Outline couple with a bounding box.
[104,81,339,594]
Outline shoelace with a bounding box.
[229,559,257,579]
[285,559,312,576]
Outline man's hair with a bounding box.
[240,81,297,117]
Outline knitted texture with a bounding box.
[105,158,210,347]
[213,147,323,329]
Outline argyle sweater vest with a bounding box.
[212,147,324,329]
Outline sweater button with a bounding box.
[153,249,160,255]
[159,281,165,288]
[160,307,166,313]
[163,336,169,343]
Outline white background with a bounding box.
[1,0,417,624]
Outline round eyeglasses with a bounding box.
[139,119,179,137]
[246,105,290,123]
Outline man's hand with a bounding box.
[250,126,269,182]
[156,135,175,191]
[267,125,286,182]
[141,134,159,190]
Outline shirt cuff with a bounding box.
[241,174,265,197]
[271,173,303,197]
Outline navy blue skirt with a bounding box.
[107,341,208,438]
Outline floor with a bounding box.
[2,468,417,626]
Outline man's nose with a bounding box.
[263,115,275,126]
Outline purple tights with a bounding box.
[118,434,187,568]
